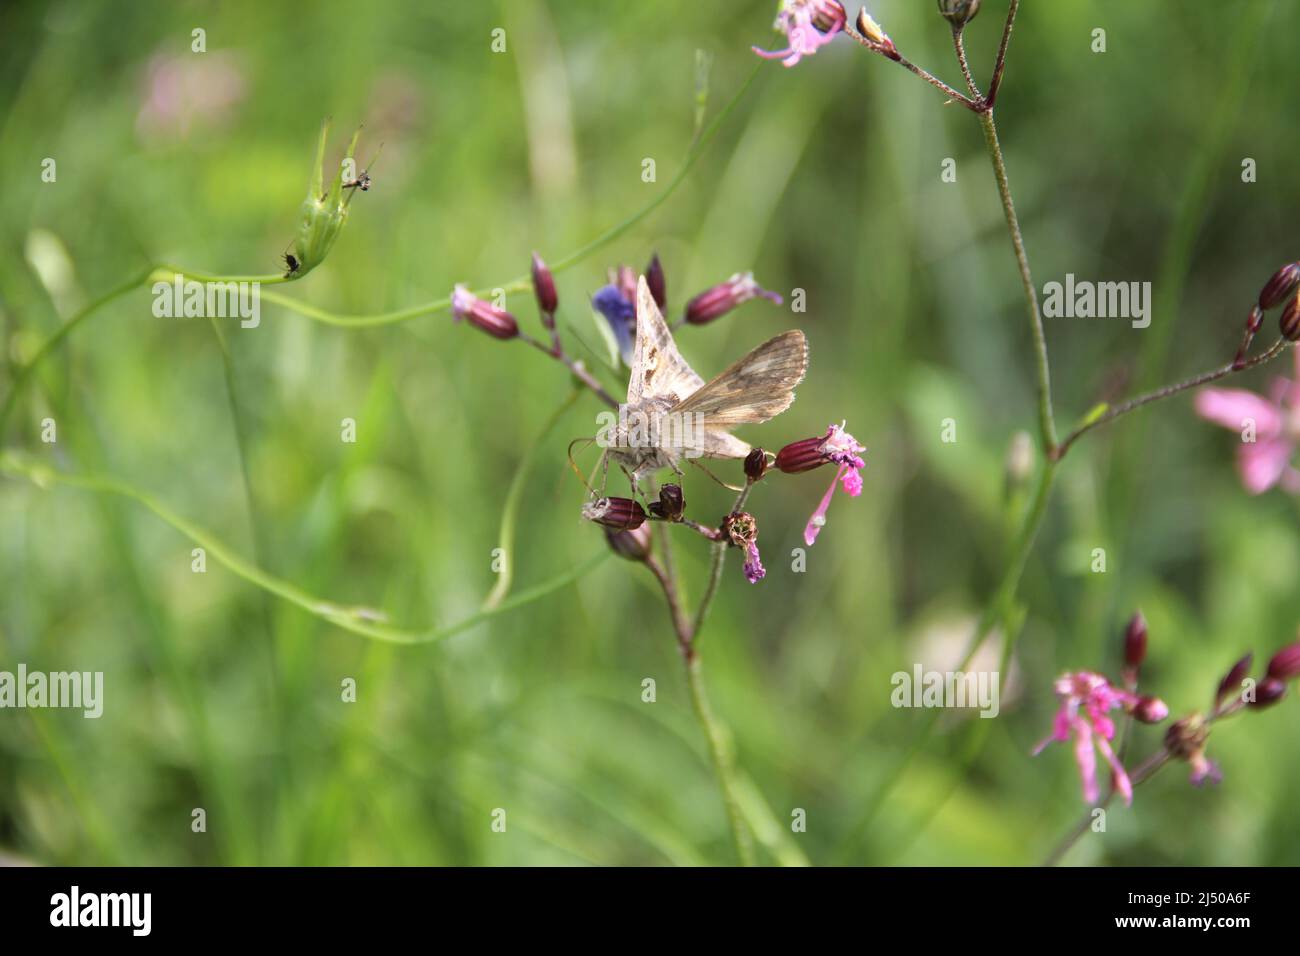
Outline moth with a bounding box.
[602,276,807,491]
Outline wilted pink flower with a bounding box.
[752,0,846,68]
[790,422,866,546]
[1033,671,1138,806]
[724,512,765,584]
[684,272,783,325]
[1195,350,1300,494]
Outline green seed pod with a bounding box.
[288,120,366,278]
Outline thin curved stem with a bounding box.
[1052,339,1291,460]
[979,108,1058,453]
[1043,749,1172,866]
[985,0,1020,109]
[519,332,618,408]
[684,650,755,866]
[0,453,606,645]
[843,22,982,111]
[0,272,150,436]
[952,29,981,100]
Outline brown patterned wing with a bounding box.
[674,329,808,427]
[628,276,704,407]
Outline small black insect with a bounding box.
[282,252,301,277]
[343,171,372,191]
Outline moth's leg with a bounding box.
[688,458,744,493]
[598,450,610,496]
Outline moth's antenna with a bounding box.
[566,437,599,494]
[688,458,744,492]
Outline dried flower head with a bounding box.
[723,511,766,584]
[1164,714,1220,788]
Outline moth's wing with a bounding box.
[675,329,808,427]
[697,429,751,460]
[628,276,704,406]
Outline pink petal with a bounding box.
[1095,734,1133,806]
[1237,436,1293,494]
[1195,388,1281,436]
[803,465,844,546]
[1073,719,1099,804]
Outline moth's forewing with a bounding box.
[629,276,704,408]
[675,329,808,428]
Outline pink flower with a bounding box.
[752,0,846,68]
[1195,350,1300,494]
[798,422,866,546]
[743,542,766,584]
[1033,671,1138,806]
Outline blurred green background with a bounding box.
[2,0,1298,866]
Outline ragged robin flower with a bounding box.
[1033,671,1140,805]
[776,422,866,545]
[753,0,847,68]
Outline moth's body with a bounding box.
[602,277,808,492]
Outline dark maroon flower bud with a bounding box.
[1216,653,1253,707]
[1132,695,1169,724]
[1266,640,1300,681]
[581,496,646,531]
[1123,611,1148,670]
[1251,677,1288,709]
[811,0,848,33]
[1259,262,1300,310]
[604,525,651,562]
[744,447,768,482]
[1280,292,1300,342]
[684,272,782,325]
[645,253,667,311]
[531,252,557,318]
[451,285,519,340]
[648,483,685,522]
[775,435,829,474]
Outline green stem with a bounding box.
[482,388,582,611]
[837,458,1056,861]
[0,272,149,437]
[684,650,755,866]
[1052,339,1290,460]
[0,453,606,645]
[978,108,1058,454]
